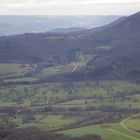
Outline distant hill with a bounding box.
[0,15,120,36]
[0,12,139,81]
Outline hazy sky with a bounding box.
[0,0,140,15]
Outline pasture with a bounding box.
[0,63,36,79]
[4,77,38,83]
[60,123,140,140]
[123,114,140,132]
[12,114,80,130]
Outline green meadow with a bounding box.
[60,123,140,140]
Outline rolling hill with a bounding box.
[0,12,139,81]
[85,12,140,81]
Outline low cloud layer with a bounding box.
[0,0,139,15]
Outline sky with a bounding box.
[0,0,140,15]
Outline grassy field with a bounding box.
[60,123,140,140]
[13,114,80,130]
[0,63,35,79]
[42,64,73,76]
[123,114,140,132]
[0,63,24,75]
[4,77,38,83]
[0,101,16,107]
